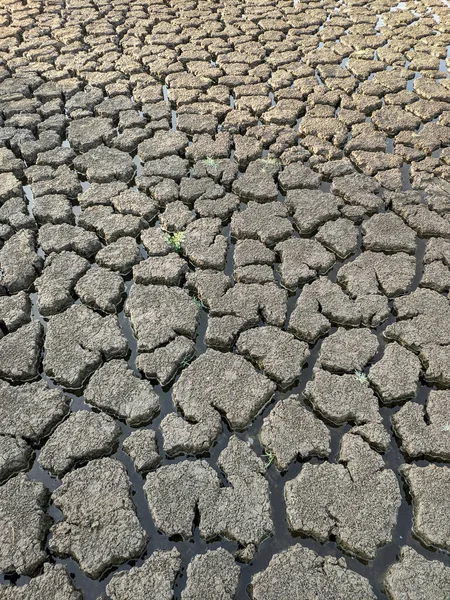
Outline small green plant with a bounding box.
[354,371,369,384]
[441,423,450,432]
[191,296,203,309]
[180,354,195,369]
[261,157,280,166]
[203,156,218,168]
[263,450,275,469]
[165,231,185,251]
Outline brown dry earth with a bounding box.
[1,0,450,598]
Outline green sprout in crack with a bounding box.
[165,231,185,251]
[263,450,275,469]
[442,423,450,432]
[203,156,218,168]
[191,296,203,309]
[261,157,280,166]
[354,371,369,384]
[180,354,195,369]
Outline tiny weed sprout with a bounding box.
[165,231,185,251]
[354,371,369,384]
[203,156,218,168]
[441,423,450,432]
[192,296,203,309]
[263,450,275,469]
[261,157,280,166]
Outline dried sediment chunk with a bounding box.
[384,289,450,351]
[319,327,379,373]
[0,474,51,575]
[44,304,128,388]
[236,326,309,388]
[39,223,102,257]
[106,549,181,600]
[173,349,276,430]
[362,213,416,254]
[73,145,135,183]
[304,368,382,426]
[125,284,198,352]
[384,546,450,600]
[136,336,196,386]
[35,251,89,316]
[285,189,342,235]
[275,238,335,290]
[260,395,330,470]
[392,391,450,461]
[315,217,358,259]
[0,230,43,293]
[230,201,292,246]
[0,379,68,442]
[251,545,376,600]
[182,549,240,600]
[84,359,159,426]
[0,564,82,599]
[122,430,160,474]
[402,464,450,553]
[0,322,43,381]
[49,458,147,578]
[181,218,228,270]
[0,292,30,334]
[368,342,421,404]
[285,434,401,560]
[38,411,120,477]
[288,277,388,343]
[74,267,124,313]
[144,460,219,539]
[0,436,32,484]
[338,251,415,298]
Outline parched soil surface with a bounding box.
[1,0,450,598]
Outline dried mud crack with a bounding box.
[1,0,450,598]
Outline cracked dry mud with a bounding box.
[1,0,450,598]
